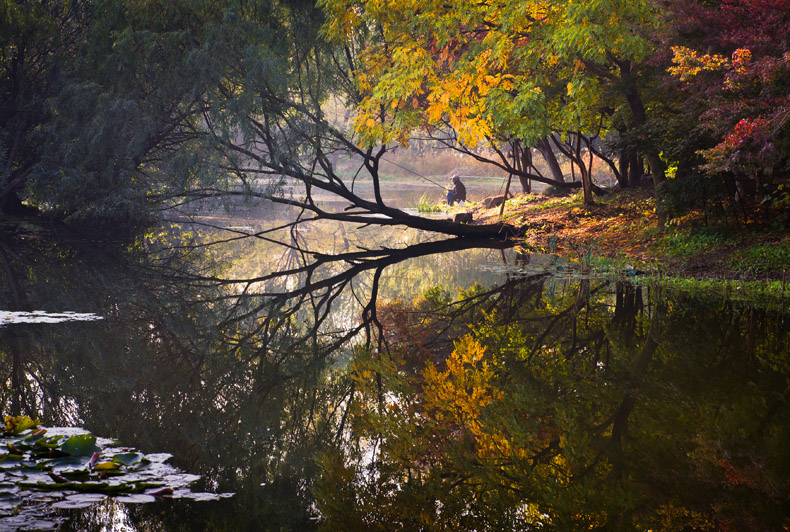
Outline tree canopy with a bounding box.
[1,0,788,228]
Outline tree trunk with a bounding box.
[536,137,565,183]
[513,142,532,193]
[623,87,665,187]
[501,173,514,217]
[629,152,642,186]
[580,165,594,206]
[576,135,594,206]
[619,62,666,187]
[617,151,630,188]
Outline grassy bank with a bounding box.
[467,186,790,282]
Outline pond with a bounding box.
[0,210,788,531]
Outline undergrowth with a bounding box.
[729,242,790,274]
[652,227,737,257]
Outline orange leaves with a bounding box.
[731,48,752,73]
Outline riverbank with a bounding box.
[464,186,790,282]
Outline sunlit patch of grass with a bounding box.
[411,193,445,213]
[652,228,736,257]
[729,241,790,273]
[519,191,583,212]
[505,193,542,209]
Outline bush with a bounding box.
[656,171,725,221]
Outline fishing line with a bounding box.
[380,157,449,190]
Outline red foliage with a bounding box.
[666,0,790,179]
[671,0,790,56]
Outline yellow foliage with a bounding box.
[668,46,728,81]
[419,335,523,459]
[422,336,500,430]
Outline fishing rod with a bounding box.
[380,157,450,190]
[381,156,512,195]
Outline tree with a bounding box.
[320,0,669,206]
[0,0,238,221]
[665,0,790,206]
[0,0,90,215]
[2,0,526,239]
[158,0,527,238]
[28,0,240,221]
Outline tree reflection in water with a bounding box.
[317,279,790,532]
[0,226,788,531]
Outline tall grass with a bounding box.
[412,193,445,213]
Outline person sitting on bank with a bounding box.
[446,175,467,206]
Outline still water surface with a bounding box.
[0,204,788,530]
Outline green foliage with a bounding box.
[321,0,664,173]
[729,242,790,273]
[656,170,725,221]
[26,0,236,220]
[0,0,90,214]
[2,415,40,435]
[653,227,734,257]
[2,0,322,223]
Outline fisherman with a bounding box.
[446,175,467,206]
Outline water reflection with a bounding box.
[0,224,788,531]
[318,278,790,531]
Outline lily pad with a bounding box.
[115,493,157,504]
[60,434,100,456]
[0,419,233,529]
[52,493,107,509]
[0,515,61,531]
[3,416,40,436]
[111,452,143,466]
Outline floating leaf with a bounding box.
[46,456,87,469]
[148,487,173,496]
[60,435,99,457]
[111,452,143,466]
[126,458,151,471]
[48,472,69,483]
[58,469,89,480]
[51,499,94,510]
[115,493,157,504]
[6,443,23,455]
[0,420,230,526]
[51,493,107,509]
